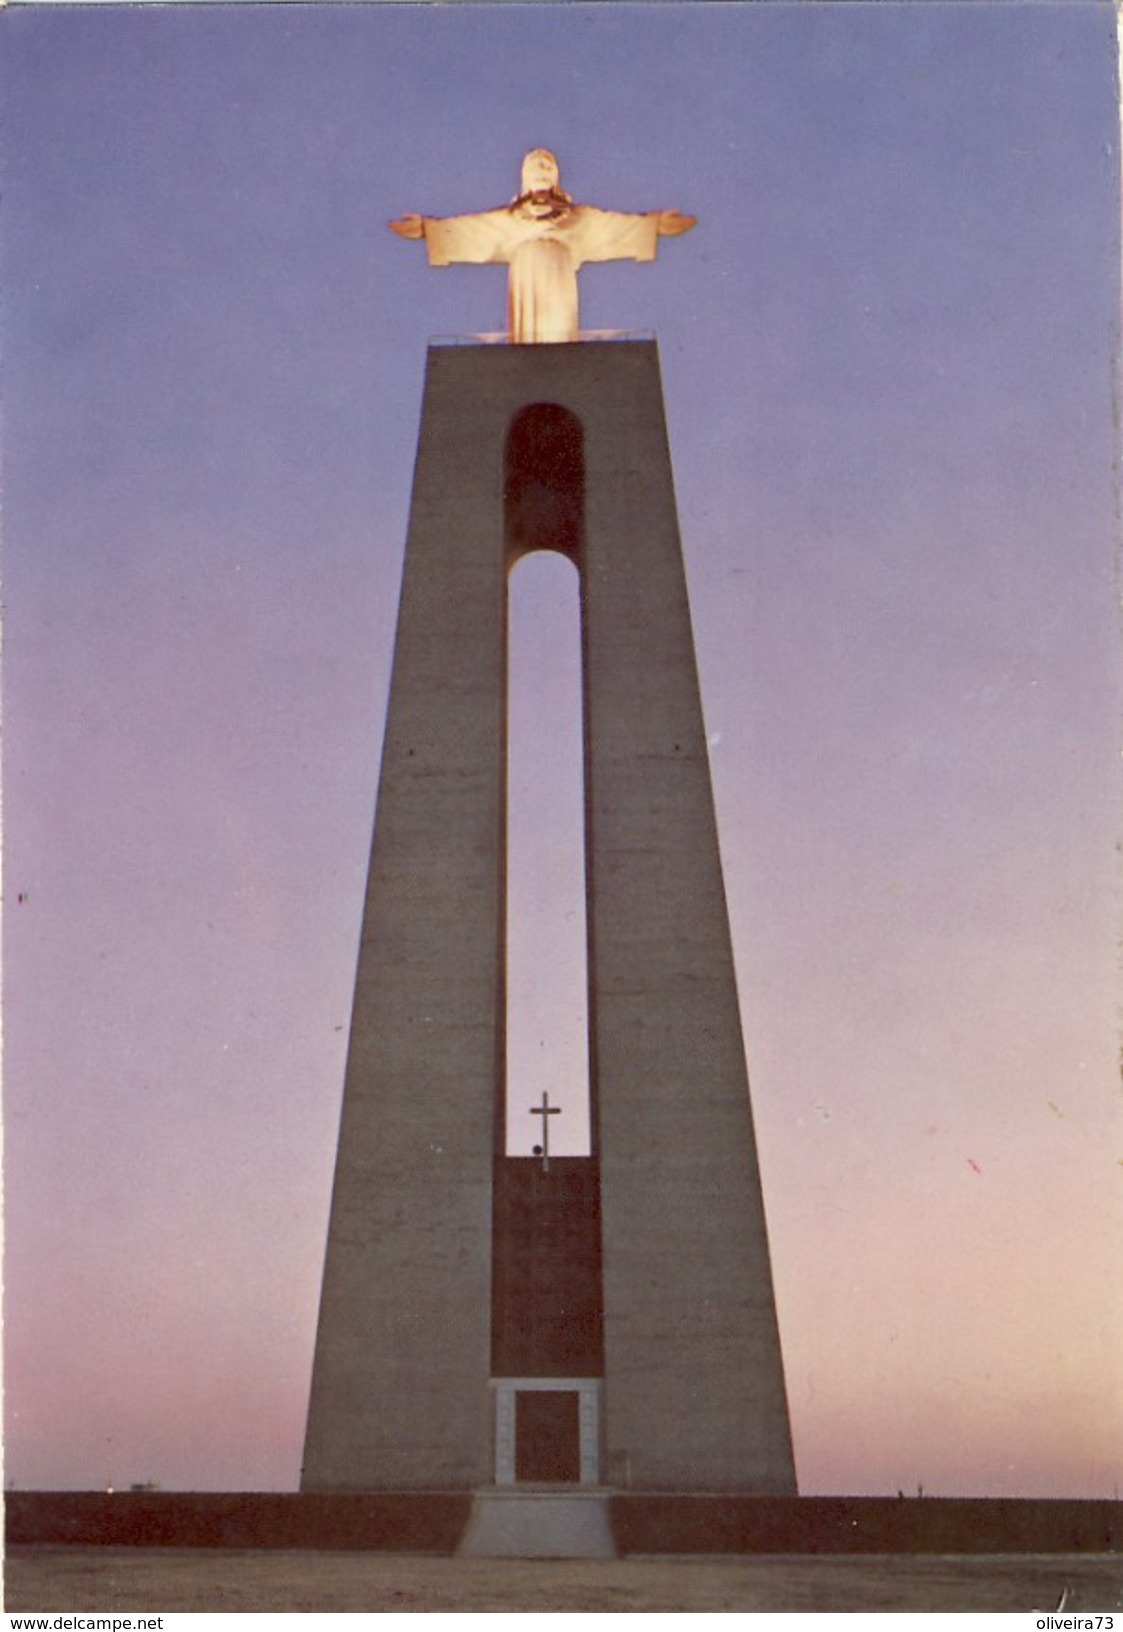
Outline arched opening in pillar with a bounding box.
[505,548,590,1156]
[505,400,584,560]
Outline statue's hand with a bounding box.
[389,214,425,240]
[654,210,697,238]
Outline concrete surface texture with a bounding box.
[302,341,793,1495]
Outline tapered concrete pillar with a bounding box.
[302,340,794,1495]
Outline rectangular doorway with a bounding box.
[515,1389,580,1483]
[492,1378,602,1486]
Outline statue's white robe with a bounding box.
[423,204,660,343]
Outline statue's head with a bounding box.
[520,149,561,196]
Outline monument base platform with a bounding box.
[458,1487,617,1559]
[8,1492,1121,1556]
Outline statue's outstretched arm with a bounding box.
[573,207,696,266]
[389,209,512,266]
[654,210,697,238]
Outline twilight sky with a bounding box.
[3,1,1121,1499]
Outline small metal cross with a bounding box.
[529,1091,561,1171]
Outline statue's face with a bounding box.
[521,149,560,195]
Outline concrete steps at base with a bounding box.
[459,1487,617,1558]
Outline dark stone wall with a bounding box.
[610,1495,1123,1555]
[491,1155,604,1377]
[5,1493,469,1553]
[9,1492,1120,1555]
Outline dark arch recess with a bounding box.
[504,402,585,564]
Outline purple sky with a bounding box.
[4,1,1121,1498]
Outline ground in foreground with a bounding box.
[6,1548,1122,1613]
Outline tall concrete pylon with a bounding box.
[302,340,795,1500]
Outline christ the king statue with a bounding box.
[390,148,696,344]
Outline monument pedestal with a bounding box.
[303,341,795,1499]
[458,1486,617,1559]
